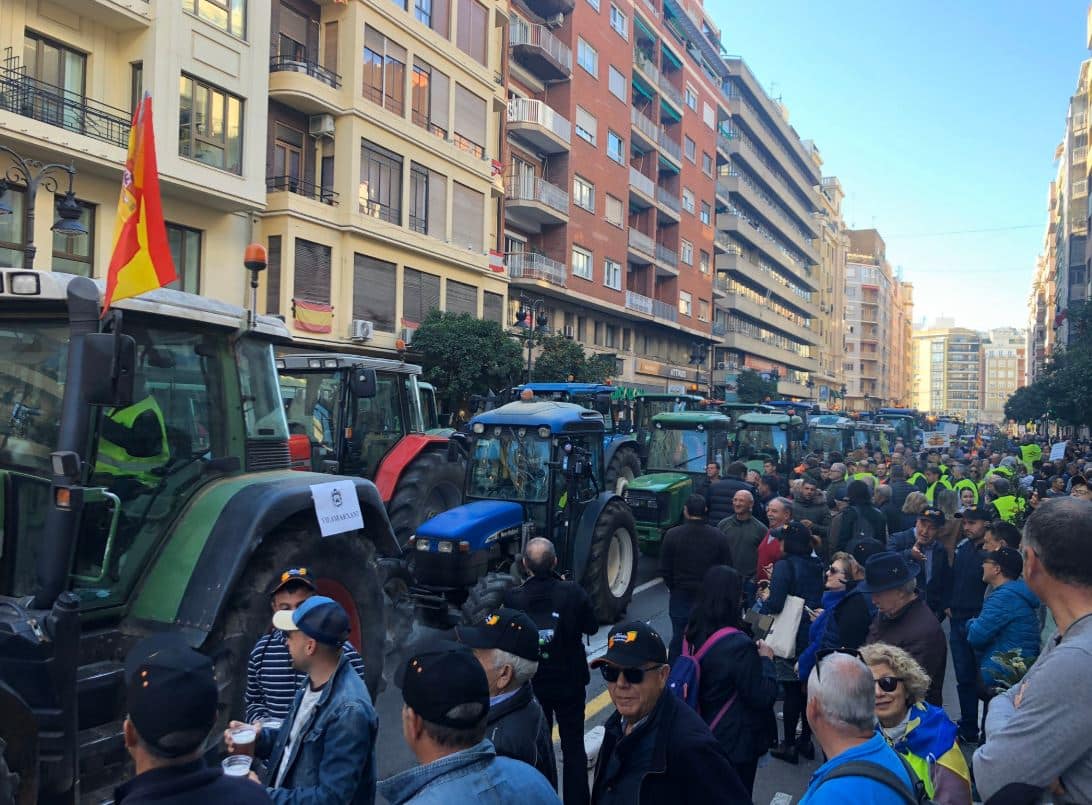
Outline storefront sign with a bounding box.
[636,359,694,381]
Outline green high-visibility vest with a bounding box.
[993,494,1025,524]
[1020,444,1042,474]
[925,476,953,504]
[96,396,170,487]
[954,478,980,505]
[908,472,926,488]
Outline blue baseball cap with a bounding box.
[272,595,349,646]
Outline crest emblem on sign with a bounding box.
[331,488,343,507]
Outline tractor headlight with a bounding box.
[438,540,454,553]
[416,539,430,551]
[472,422,485,434]
[537,427,550,438]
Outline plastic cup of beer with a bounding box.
[258,717,283,732]
[229,724,257,756]
[222,754,252,777]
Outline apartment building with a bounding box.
[504,0,725,391]
[981,327,1026,424]
[258,0,509,352]
[0,0,271,301]
[1027,249,1054,384]
[890,275,914,407]
[911,323,983,421]
[813,171,848,405]
[713,58,821,400]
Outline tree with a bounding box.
[531,335,618,382]
[1003,383,1047,425]
[735,368,777,403]
[410,311,524,415]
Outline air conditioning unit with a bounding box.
[545,12,564,27]
[350,319,374,341]
[563,325,575,338]
[309,114,335,139]
[401,327,415,346]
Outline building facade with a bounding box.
[980,326,1026,424]
[813,172,847,406]
[911,323,983,421]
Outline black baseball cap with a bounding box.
[268,566,318,597]
[984,547,1023,579]
[272,595,349,646]
[851,538,886,566]
[917,507,946,525]
[125,635,218,758]
[396,640,489,729]
[961,504,996,522]
[455,607,540,661]
[590,621,667,669]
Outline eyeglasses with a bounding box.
[874,675,902,693]
[826,565,845,576]
[600,663,664,684]
[814,648,862,681]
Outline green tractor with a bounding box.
[0,271,399,804]
[806,415,855,459]
[631,392,705,463]
[732,412,804,474]
[623,412,733,555]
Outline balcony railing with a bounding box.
[714,275,729,293]
[712,321,728,336]
[629,166,655,197]
[267,175,339,205]
[634,50,660,84]
[1073,145,1087,164]
[652,298,678,322]
[658,74,684,108]
[506,251,567,286]
[269,55,342,89]
[655,186,680,212]
[628,228,656,256]
[714,231,731,252]
[658,128,681,160]
[717,131,733,154]
[0,64,131,149]
[509,20,573,72]
[655,242,677,267]
[506,174,569,213]
[630,107,658,142]
[625,289,654,314]
[507,98,571,143]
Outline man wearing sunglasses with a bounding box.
[589,621,747,804]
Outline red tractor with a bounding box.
[277,354,463,544]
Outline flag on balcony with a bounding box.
[489,249,505,273]
[102,93,176,314]
[294,299,334,333]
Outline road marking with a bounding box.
[633,577,663,595]
[553,688,614,743]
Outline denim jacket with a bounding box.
[256,652,378,805]
[377,739,561,805]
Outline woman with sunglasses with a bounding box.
[796,553,874,687]
[860,643,972,805]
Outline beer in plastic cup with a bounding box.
[222,755,252,777]
[229,724,256,756]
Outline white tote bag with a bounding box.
[765,595,805,659]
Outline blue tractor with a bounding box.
[407,398,639,625]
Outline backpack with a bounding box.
[842,507,876,549]
[510,580,566,664]
[816,755,936,805]
[666,627,740,730]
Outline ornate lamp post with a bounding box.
[0,144,87,269]
[514,294,549,383]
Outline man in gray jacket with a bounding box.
[974,497,1092,803]
[791,475,830,551]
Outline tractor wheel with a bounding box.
[387,449,465,546]
[460,571,518,625]
[605,446,642,495]
[582,499,638,623]
[203,522,385,736]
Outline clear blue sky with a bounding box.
[704,0,1089,332]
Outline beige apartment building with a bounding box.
[814,172,847,406]
[981,327,1026,424]
[911,323,982,421]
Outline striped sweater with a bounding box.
[244,630,367,722]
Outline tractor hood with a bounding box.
[626,472,693,493]
[414,500,524,546]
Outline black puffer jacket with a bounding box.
[484,683,558,789]
[707,478,767,526]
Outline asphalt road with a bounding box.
[374,555,968,804]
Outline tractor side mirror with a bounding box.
[447,431,470,462]
[82,332,136,407]
[349,367,377,399]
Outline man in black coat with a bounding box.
[506,538,599,805]
[886,464,917,515]
[887,507,951,621]
[590,622,748,805]
[707,461,767,525]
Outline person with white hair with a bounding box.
[456,608,557,788]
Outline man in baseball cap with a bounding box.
[378,640,560,805]
[233,595,378,804]
[115,635,270,803]
[456,609,556,787]
[244,568,366,723]
[589,622,747,803]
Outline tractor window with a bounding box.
[401,373,426,434]
[467,427,551,502]
[647,428,708,472]
[351,377,404,475]
[809,428,845,457]
[236,339,289,440]
[710,430,729,469]
[734,425,786,465]
[280,371,342,449]
[0,320,69,475]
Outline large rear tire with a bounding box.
[387,449,464,546]
[460,571,518,625]
[605,446,642,495]
[581,499,638,624]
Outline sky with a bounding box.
[704,0,1090,332]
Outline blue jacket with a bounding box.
[377,740,560,805]
[967,579,1042,687]
[764,554,824,658]
[800,732,918,805]
[947,537,987,619]
[887,528,951,617]
[257,653,378,805]
[797,586,875,682]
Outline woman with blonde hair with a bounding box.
[898,490,928,532]
[859,643,972,805]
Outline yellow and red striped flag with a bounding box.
[102,93,176,313]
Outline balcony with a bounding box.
[52,0,150,28]
[628,228,656,264]
[510,21,572,81]
[507,98,571,155]
[630,107,659,152]
[507,251,567,287]
[0,65,131,149]
[655,186,680,221]
[718,211,812,285]
[718,173,818,262]
[712,321,728,336]
[717,130,733,158]
[713,275,729,298]
[652,298,678,322]
[521,0,575,22]
[720,291,819,345]
[505,174,569,231]
[268,56,343,115]
[266,175,339,206]
[658,74,684,111]
[714,230,732,254]
[629,166,655,207]
[658,128,682,165]
[720,330,817,372]
[655,242,678,274]
[721,94,819,206]
[634,50,661,85]
[717,251,819,318]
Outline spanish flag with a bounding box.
[102,94,176,313]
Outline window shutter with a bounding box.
[453,84,486,149]
[323,22,338,73]
[403,268,441,325]
[483,291,503,324]
[353,254,396,331]
[266,235,282,314]
[451,182,484,252]
[432,0,450,37]
[292,238,331,303]
[428,170,447,239]
[430,68,449,132]
[456,0,488,64]
[279,7,309,47]
[446,279,477,315]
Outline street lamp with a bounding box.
[688,341,710,397]
[0,144,86,269]
[805,377,815,403]
[514,294,549,383]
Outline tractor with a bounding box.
[806,415,855,459]
[623,412,733,555]
[0,271,399,804]
[276,354,463,544]
[630,392,705,463]
[406,398,639,626]
[874,407,922,449]
[732,411,804,474]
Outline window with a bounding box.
[684,84,697,110]
[700,201,711,225]
[609,4,627,38]
[183,0,246,38]
[411,59,449,137]
[608,66,626,100]
[0,187,25,267]
[271,123,304,189]
[607,130,624,163]
[577,38,598,76]
[604,258,621,290]
[679,290,692,316]
[266,236,282,313]
[484,291,504,324]
[698,299,709,321]
[178,74,243,173]
[52,198,94,276]
[573,176,595,211]
[452,182,485,252]
[166,223,202,293]
[409,163,447,238]
[456,0,488,65]
[605,194,623,226]
[575,106,596,145]
[453,84,487,157]
[572,245,593,280]
[131,62,143,115]
[24,32,86,133]
[699,250,710,273]
[681,240,693,265]
[684,135,696,162]
[701,152,713,176]
[363,27,406,116]
[702,101,714,127]
[360,140,403,224]
[585,0,599,10]
[446,279,477,315]
[403,268,441,325]
[293,238,331,304]
[353,254,397,331]
[682,188,695,213]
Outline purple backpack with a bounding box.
[666,626,740,730]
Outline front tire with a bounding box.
[605,446,642,495]
[460,571,518,625]
[387,449,465,546]
[582,499,638,623]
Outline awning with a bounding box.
[660,42,683,71]
[633,13,658,44]
[632,76,655,102]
